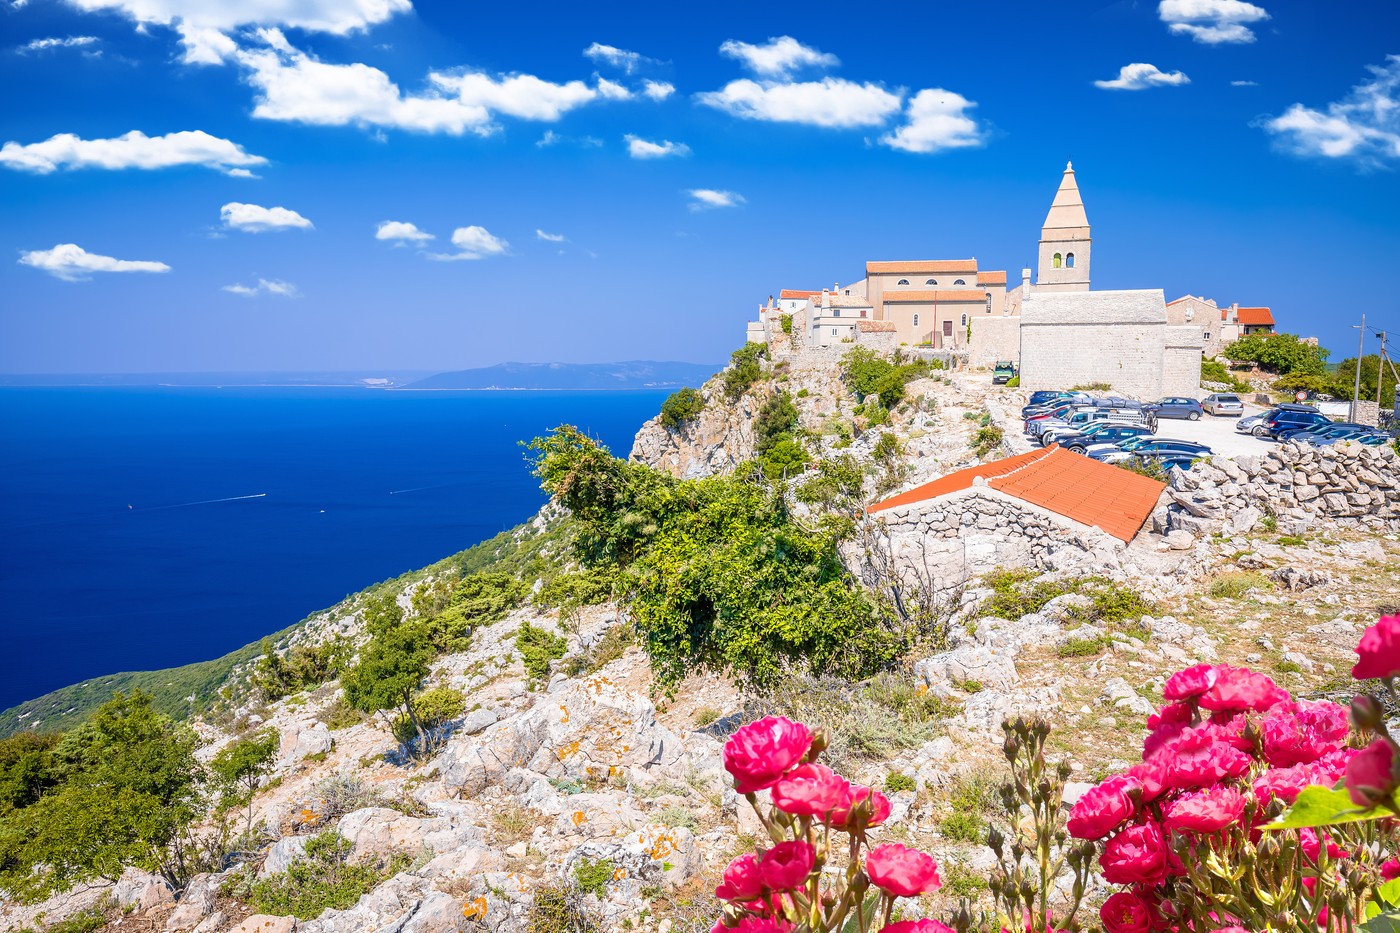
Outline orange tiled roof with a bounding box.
[882,289,986,302]
[779,289,820,300]
[1236,307,1274,326]
[867,446,1166,542]
[866,259,978,275]
[977,270,1007,286]
[855,320,897,332]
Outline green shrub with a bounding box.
[1277,535,1306,547]
[971,425,1004,457]
[839,348,933,408]
[586,623,635,672]
[249,831,402,920]
[795,388,809,398]
[754,391,800,455]
[1005,375,1020,388]
[1275,659,1302,674]
[940,810,984,843]
[572,857,616,897]
[1226,331,1329,376]
[528,883,601,933]
[660,387,705,429]
[693,707,721,727]
[941,861,989,898]
[1058,634,1115,658]
[883,772,917,793]
[516,622,568,688]
[757,436,811,481]
[252,638,348,700]
[390,685,465,746]
[536,567,615,613]
[1208,571,1272,599]
[1200,358,1251,392]
[1070,382,1112,391]
[723,344,767,401]
[779,313,793,335]
[657,806,698,830]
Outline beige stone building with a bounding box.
[1165,296,1276,358]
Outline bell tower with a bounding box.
[1036,161,1090,292]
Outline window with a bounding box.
[897,278,910,285]
[831,328,838,336]
[833,309,840,317]
[961,314,968,326]
[1066,252,1075,268]
[1204,330,1211,341]
[912,313,920,326]
[953,278,966,285]
[986,293,993,313]
[925,278,937,285]
[860,309,868,318]
[1052,253,1062,268]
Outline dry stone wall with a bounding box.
[1155,440,1400,538]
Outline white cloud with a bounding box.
[427,225,509,260]
[61,0,412,64]
[18,35,98,52]
[19,243,170,281]
[1158,0,1269,44]
[221,201,313,231]
[1231,79,1259,87]
[235,33,636,135]
[719,36,838,78]
[687,189,745,211]
[642,80,675,101]
[222,277,299,297]
[535,229,565,242]
[1094,63,1191,91]
[0,129,266,175]
[583,42,654,74]
[1260,55,1400,167]
[697,77,902,128]
[880,88,986,153]
[535,130,602,148]
[625,134,690,159]
[375,220,433,242]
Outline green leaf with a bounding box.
[1261,785,1391,830]
[1377,879,1400,909]
[1361,911,1400,933]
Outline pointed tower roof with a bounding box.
[1042,161,1089,232]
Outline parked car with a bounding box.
[1021,393,1089,417]
[1055,423,1154,454]
[993,361,1018,385]
[1236,403,1319,435]
[1091,439,1213,464]
[1150,397,1204,421]
[1041,410,1153,445]
[1202,393,1245,417]
[1253,409,1332,440]
[1277,421,1371,442]
[1288,424,1390,446]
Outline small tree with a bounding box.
[660,387,705,428]
[209,728,279,836]
[342,622,433,752]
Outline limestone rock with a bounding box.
[1166,530,1194,550]
[260,834,309,877]
[233,916,297,933]
[460,708,498,735]
[113,868,173,912]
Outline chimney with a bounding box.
[1022,268,1032,292]
[821,287,830,309]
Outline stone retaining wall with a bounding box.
[1156,440,1400,538]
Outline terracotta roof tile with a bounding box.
[1236,307,1274,326]
[882,289,986,302]
[866,259,978,275]
[779,289,820,300]
[977,270,1007,285]
[867,446,1166,542]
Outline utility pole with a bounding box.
[1351,314,1366,422]
[1378,329,1388,407]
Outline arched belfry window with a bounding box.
[1052,253,1062,269]
[897,278,910,285]
[925,278,937,285]
[1066,252,1076,269]
[953,278,966,285]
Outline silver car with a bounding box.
[1202,393,1244,417]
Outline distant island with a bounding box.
[405,360,720,390]
[0,371,433,387]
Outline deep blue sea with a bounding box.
[0,387,670,711]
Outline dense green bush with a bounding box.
[1226,332,1329,376]
[249,831,403,920]
[779,313,793,335]
[572,856,616,897]
[342,620,433,749]
[754,391,800,454]
[659,387,705,429]
[390,686,465,746]
[971,425,1004,457]
[529,426,909,689]
[251,637,348,700]
[840,348,938,408]
[516,622,568,688]
[1201,358,1252,392]
[722,343,767,400]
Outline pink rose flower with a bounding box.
[770,763,852,820]
[1354,615,1400,681]
[731,918,794,933]
[1163,664,1218,701]
[1144,702,1195,759]
[1164,786,1246,834]
[1066,776,1139,840]
[1346,738,1399,808]
[1253,764,1316,806]
[1299,828,1348,864]
[1314,746,1357,784]
[1381,859,1400,880]
[1199,665,1289,713]
[715,853,765,901]
[723,716,814,794]
[758,840,816,892]
[1160,728,1252,790]
[1126,762,1170,804]
[865,843,942,898]
[1100,821,1168,885]
[1210,927,1252,933]
[829,784,892,830]
[883,921,958,933]
[1100,891,1153,933]
[1262,699,1349,767]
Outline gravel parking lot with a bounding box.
[1144,403,1280,460]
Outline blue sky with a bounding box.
[1,0,1398,373]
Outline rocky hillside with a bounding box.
[6,354,1398,933]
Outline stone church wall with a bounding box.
[1019,289,1169,399]
[968,316,1021,368]
[1162,325,1207,398]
